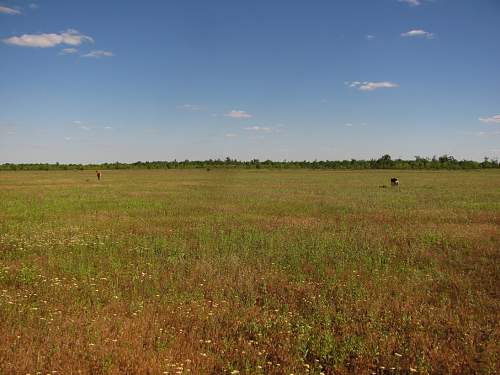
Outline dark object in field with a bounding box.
[391,177,399,186]
[96,170,101,181]
[379,185,388,188]
[206,168,211,172]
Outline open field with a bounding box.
[0,169,499,374]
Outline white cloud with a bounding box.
[82,50,114,58]
[344,123,353,127]
[59,48,78,55]
[29,3,39,9]
[401,29,434,39]
[104,126,113,130]
[479,115,500,124]
[365,35,375,40]
[398,0,421,6]
[72,120,83,125]
[0,6,20,14]
[225,110,252,119]
[360,82,399,91]
[79,125,91,131]
[64,137,72,141]
[347,81,399,91]
[3,29,93,48]
[225,133,237,138]
[243,126,272,132]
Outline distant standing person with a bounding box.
[96,170,102,181]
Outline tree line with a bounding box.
[1,155,498,171]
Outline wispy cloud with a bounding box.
[3,29,93,48]
[479,115,500,124]
[398,0,421,6]
[244,126,272,132]
[59,48,78,55]
[28,3,39,9]
[347,81,399,91]
[365,34,375,40]
[225,133,237,138]
[401,29,434,39]
[180,104,206,111]
[464,129,500,137]
[71,121,114,131]
[346,81,361,88]
[243,124,285,134]
[475,130,500,137]
[71,120,90,130]
[0,6,20,15]
[82,50,114,58]
[344,122,367,127]
[0,123,17,135]
[225,110,252,119]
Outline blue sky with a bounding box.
[1,0,499,163]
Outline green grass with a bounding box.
[0,169,499,374]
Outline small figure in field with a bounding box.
[391,177,399,186]
[96,170,101,181]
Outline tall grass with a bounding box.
[0,169,498,374]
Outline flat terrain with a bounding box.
[0,169,499,374]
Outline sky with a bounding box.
[1,0,499,163]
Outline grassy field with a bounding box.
[0,169,498,374]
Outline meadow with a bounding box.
[0,169,498,374]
